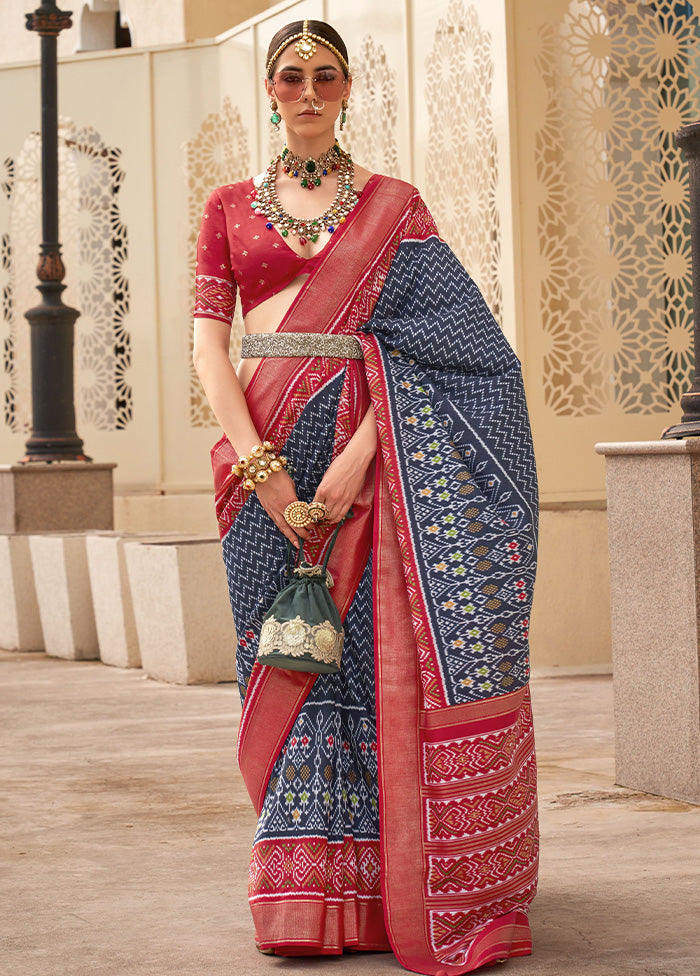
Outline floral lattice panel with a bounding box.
[5,121,132,433]
[342,35,400,179]
[536,0,700,416]
[186,98,250,428]
[424,0,503,325]
[1,159,15,428]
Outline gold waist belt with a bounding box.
[240,332,364,360]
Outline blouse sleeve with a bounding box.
[193,189,237,325]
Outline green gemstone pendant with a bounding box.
[305,160,316,173]
[271,111,281,125]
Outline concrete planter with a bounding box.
[0,534,43,651]
[29,533,98,660]
[124,538,236,684]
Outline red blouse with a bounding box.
[194,177,371,321]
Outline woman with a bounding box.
[193,19,539,975]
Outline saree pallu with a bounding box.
[212,176,539,975]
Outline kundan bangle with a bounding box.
[232,441,288,492]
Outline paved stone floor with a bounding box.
[1,651,698,976]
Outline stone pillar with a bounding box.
[596,440,700,805]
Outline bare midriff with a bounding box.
[237,273,310,391]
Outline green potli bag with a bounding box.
[257,512,352,674]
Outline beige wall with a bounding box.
[530,507,611,669]
[1,1,301,65]
[120,0,185,47]
[184,0,280,41]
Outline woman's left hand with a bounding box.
[312,446,372,524]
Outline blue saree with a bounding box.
[206,175,539,973]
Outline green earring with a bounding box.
[270,99,281,131]
[340,99,348,131]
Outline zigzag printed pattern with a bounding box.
[427,822,539,896]
[423,696,534,784]
[426,756,537,841]
[216,355,348,538]
[362,236,538,706]
[222,373,347,699]
[253,557,379,844]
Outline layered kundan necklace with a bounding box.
[251,141,358,245]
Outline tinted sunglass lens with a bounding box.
[274,79,303,102]
[315,77,344,99]
[274,74,344,102]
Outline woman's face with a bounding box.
[265,43,351,140]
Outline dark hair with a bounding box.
[266,20,350,78]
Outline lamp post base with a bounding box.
[661,420,700,439]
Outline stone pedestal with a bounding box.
[29,533,99,660]
[0,463,116,532]
[0,535,43,651]
[86,533,142,669]
[596,440,700,805]
[124,538,236,684]
[85,532,198,669]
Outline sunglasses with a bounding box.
[272,69,345,103]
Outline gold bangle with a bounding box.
[232,443,287,492]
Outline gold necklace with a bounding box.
[251,146,358,245]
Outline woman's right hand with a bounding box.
[254,469,311,547]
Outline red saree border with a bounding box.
[361,331,451,709]
[419,686,528,741]
[253,898,390,955]
[462,911,532,970]
[374,453,431,969]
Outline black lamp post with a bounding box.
[663,120,700,439]
[23,1,89,462]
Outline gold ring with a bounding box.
[284,501,311,528]
[307,502,328,524]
